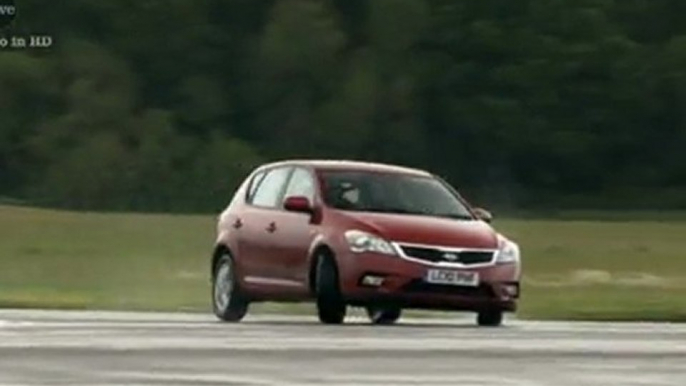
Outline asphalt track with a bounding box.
[0,309,685,386]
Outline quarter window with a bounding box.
[246,171,267,203]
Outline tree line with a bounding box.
[1,0,686,213]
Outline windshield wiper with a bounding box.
[434,213,474,220]
[363,207,425,216]
[361,207,474,220]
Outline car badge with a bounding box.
[443,253,459,262]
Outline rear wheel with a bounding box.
[477,310,503,327]
[366,306,402,325]
[315,254,346,324]
[212,254,249,322]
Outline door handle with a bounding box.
[265,222,277,233]
[232,218,243,229]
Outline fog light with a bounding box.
[361,275,385,287]
[503,284,519,298]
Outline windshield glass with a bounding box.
[319,171,474,220]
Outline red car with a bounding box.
[211,160,521,326]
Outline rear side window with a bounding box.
[249,167,292,208]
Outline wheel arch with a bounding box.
[211,244,233,279]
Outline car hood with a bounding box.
[339,211,499,249]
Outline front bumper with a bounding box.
[337,251,520,312]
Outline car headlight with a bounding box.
[496,236,520,264]
[345,230,397,255]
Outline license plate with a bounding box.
[425,269,479,287]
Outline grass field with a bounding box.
[1,205,685,321]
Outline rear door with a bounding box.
[239,166,293,286]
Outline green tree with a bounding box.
[248,0,346,157]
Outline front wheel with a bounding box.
[366,307,402,325]
[212,254,249,322]
[477,310,503,327]
[315,255,346,324]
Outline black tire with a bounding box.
[315,254,346,324]
[212,254,249,322]
[477,310,503,327]
[366,306,402,325]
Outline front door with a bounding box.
[274,167,318,287]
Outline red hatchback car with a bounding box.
[211,160,521,326]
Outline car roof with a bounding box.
[258,159,432,177]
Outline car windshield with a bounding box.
[319,171,475,220]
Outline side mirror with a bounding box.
[473,207,493,223]
[283,196,313,214]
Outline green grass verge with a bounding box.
[1,205,685,321]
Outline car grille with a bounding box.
[402,280,495,298]
[399,245,495,265]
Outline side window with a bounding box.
[283,168,315,201]
[250,167,292,208]
[246,171,267,203]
